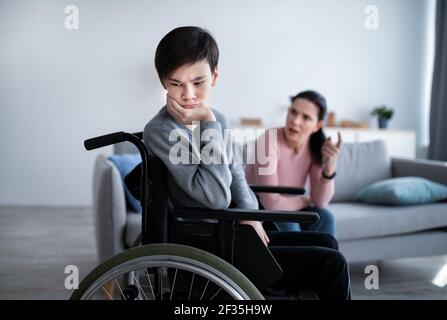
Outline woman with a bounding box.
[249,91,341,236]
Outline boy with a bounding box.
[144,26,268,243]
[144,26,350,300]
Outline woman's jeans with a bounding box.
[274,207,336,236]
[267,231,351,300]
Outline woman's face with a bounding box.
[284,98,324,148]
[164,60,218,109]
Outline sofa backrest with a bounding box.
[333,140,392,202]
[114,141,139,155]
[114,137,393,203]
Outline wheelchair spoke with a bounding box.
[209,288,222,300]
[188,273,195,300]
[102,286,114,300]
[131,272,148,300]
[160,268,163,300]
[114,278,125,300]
[145,269,156,300]
[170,269,178,301]
[200,280,210,301]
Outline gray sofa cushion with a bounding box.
[329,202,447,241]
[333,141,392,202]
[339,231,447,263]
[125,212,141,247]
[93,155,127,261]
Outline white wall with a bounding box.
[0,0,434,206]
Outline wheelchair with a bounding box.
[70,131,319,300]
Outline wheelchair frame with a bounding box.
[72,131,319,300]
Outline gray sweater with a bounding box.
[143,106,258,210]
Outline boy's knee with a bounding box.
[326,250,348,273]
[335,252,349,274]
[314,207,337,237]
[318,233,339,250]
[315,207,335,221]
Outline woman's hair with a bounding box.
[155,26,219,84]
[290,90,327,165]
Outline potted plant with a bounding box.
[371,105,394,129]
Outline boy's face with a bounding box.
[164,60,218,109]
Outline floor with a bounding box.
[1,206,446,300]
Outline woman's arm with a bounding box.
[309,163,334,208]
[310,133,341,207]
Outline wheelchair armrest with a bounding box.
[249,184,305,195]
[170,207,319,224]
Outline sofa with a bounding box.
[328,141,447,263]
[90,140,447,264]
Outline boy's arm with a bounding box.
[212,109,259,210]
[144,120,232,210]
[229,162,259,209]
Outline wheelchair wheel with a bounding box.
[71,243,264,300]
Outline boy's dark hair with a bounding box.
[155,26,219,85]
[290,90,327,166]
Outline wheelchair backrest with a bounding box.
[125,156,169,245]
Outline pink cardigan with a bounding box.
[246,128,334,211]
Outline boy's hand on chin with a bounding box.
[167,94,216,124]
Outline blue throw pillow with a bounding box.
[357,177,447,206]
[108,154,142,213]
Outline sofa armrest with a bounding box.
[391,157,447,185]
[92,154,127,262]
